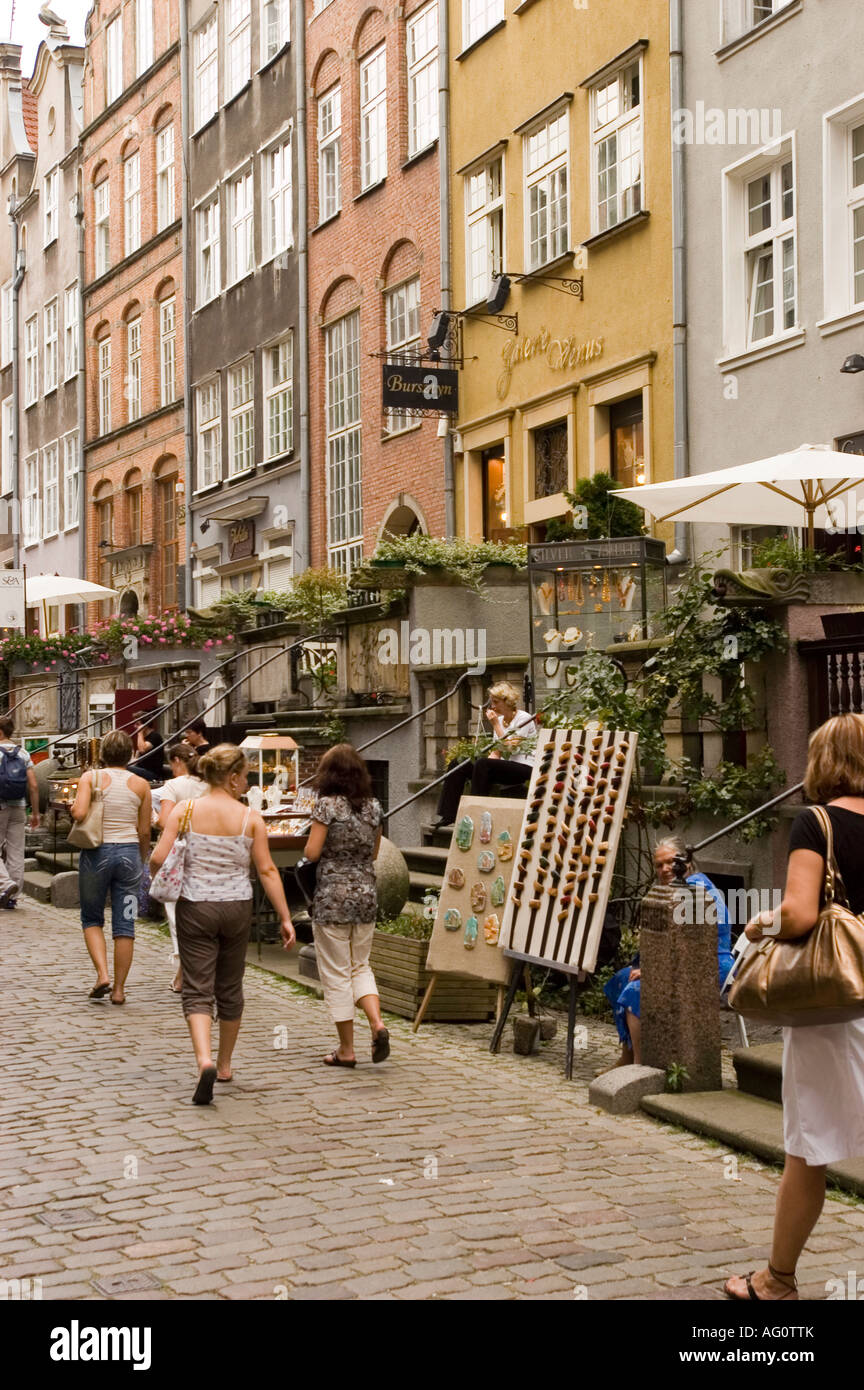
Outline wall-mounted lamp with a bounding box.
[841,354,864,374]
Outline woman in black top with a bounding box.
[726,713,864,1301]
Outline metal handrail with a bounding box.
[354,670,471,754]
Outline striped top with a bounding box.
[180,803,254,901]
[101,768,143,845]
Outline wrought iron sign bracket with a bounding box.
[506,272,585,299]
[451,307,518,335]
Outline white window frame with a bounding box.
[325,311,363,574]
[106,16,123,104]
[264,135,293,260]
[721,135,799,360]
[318,85,341,221]
[94,178,110,276]
[228,359,255,476]
[524,107,570,269]
[124,151,141,257]
[44,167,59,246]
[0,282,12,367]
[359,44,387,191]
[63,431,79,530]
[463,0,504,50]
[1,397,13,495]
[156,123,175,231]
[98,338,112,435]
[24,316,38,406]
[407,2,438,159]
[823,95,864,327]
[127,318,142,422]
[64,284,79,380]
[43,299,59,394]
[194,16,219,129]
[384,277,421,435]
[228,169,255,283]
[226,0,252,100]
[197,195,221,306]
[264,335,293,460]
[23,454,39,548]
[261,531,294,589]
[43,442,59,538]
[136,0,154,75]
[590,58,643,236]
[465,155,504,306]
[261,0,290,65]
[196,379,222,490]
[160,298,176,407]
[721,0,798,44]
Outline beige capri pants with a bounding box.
[312,920,378,1023]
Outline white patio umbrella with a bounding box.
[616,444,864,549]
[24,575,118,606]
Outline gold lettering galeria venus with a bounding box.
[497,328,604,400]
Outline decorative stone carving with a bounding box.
[712,567,810,606]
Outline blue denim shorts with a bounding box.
[79,843,142,939]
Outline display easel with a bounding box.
[489,956,582,1078]
[413,968,533,1033]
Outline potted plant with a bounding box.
[370,912,497,1021]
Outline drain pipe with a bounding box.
[8,196,23,571]
[75,185,86,619]
[179,0,194,606]
[438,0,455,538]
[295,4,310,573]
[668,0,689,566]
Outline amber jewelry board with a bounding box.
[425,796,524,987]
[497,725,638,975]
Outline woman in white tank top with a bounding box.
[156,742,208,992]
[72,730,152,1005]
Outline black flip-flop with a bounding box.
[89,983,111,999]
[323,1053,356,1068]
[193,1065,217,1105]
[372,1029,390,1064]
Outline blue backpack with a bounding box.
[0,745,29,802]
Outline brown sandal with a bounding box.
[725,1264,798,1301]
[323,1052,356,1068]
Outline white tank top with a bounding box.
[100,768,143,844]
[181,803,254,901]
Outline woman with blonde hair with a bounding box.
[726,713,864,1301]
[435,681,537,827]
[151,743,295,1105]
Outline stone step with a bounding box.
[23,870,53,904]
[36,849,79,873]
[733,1042,783,1104]
[420,822,455,850]
[641,1089,864,1198]
[408,869,444,903]
[401,844,448,877]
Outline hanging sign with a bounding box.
[228,520,256,561]
[0,570,25,630]
[382,363,459,414]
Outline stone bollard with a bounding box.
[638,879,722,1092]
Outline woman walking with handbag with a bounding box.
[726,713,864,1301]
[156,743,208,992]
[150,744,295,1105]
[71,731,151,1004]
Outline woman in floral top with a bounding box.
[303,744,388,1067]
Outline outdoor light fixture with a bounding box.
[841,354,864,374]
[427,311,451,353]
[486,275,511,316]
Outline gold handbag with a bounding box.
[68,769,105,850]
[729,806,864,1028]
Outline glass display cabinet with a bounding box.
[239,733,300,810]
[527,537,667,703]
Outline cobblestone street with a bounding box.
[4,899,864,1302]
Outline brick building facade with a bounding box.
[81,0,185,618]
[306,0,446,572]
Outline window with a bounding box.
[229,170,255,281]
[127,319,142,422]
[264,336,293,459]
[23,455,39,547]
[43,300,58,394]
[265,137,292,259]
[127,485,142,546]
[481,447,505,541]
[106,16,123,104]
[44,168,59,245]
[466,156,503,305]
[159,480,178,607]
[854,123,864,306]
[98,338,111,434]
[325,312,362,573]
[160,298,176,406]
[591,61,642,234]
[197,380,222,488]
[261,0,289,63]
[525,109,569,268]
[227,0,252,99]
[94,179,110,276]
[124,152,141,256]
[722,0,796,42]
[360,46,387,190]
[262,537,293,590]
[463,0,504,49]
[534,421,568,499]
[64,284,79,379]
[228,360,254,474]
[407,3,438,158]
[742,158,796,345]
[318,85,341,220]
[609,397,645,489]
[384,277,420,434]
[1,398,13,494]
[197,197,221,304]
[24,316,38,406]
[1,283,12,366]
[136,0,153,74]
[194,17,218,127]
[43,443,59,537]
[156,124,175,231]
[63,432,79,528]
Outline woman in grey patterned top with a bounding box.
[304,744,388,1068]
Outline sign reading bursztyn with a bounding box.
[382,363,459,414]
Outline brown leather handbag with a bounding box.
[729,806,864,1027]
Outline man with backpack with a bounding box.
[0,715,40,909]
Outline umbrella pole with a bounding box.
[806,505,815,552]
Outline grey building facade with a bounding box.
[186,0,304,607]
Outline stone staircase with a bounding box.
[23,845,80,908]
[402,839,448,906]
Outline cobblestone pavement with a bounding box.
[4,899,864,1302]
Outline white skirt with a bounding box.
[783,1018,864,1165]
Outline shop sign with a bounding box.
[497,328,604,400]
[382,363,459,414]
[229,520,256,561]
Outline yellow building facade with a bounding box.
[449,0,674,541]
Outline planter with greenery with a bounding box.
[351,535,528,595]
[370,912,497,1020]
